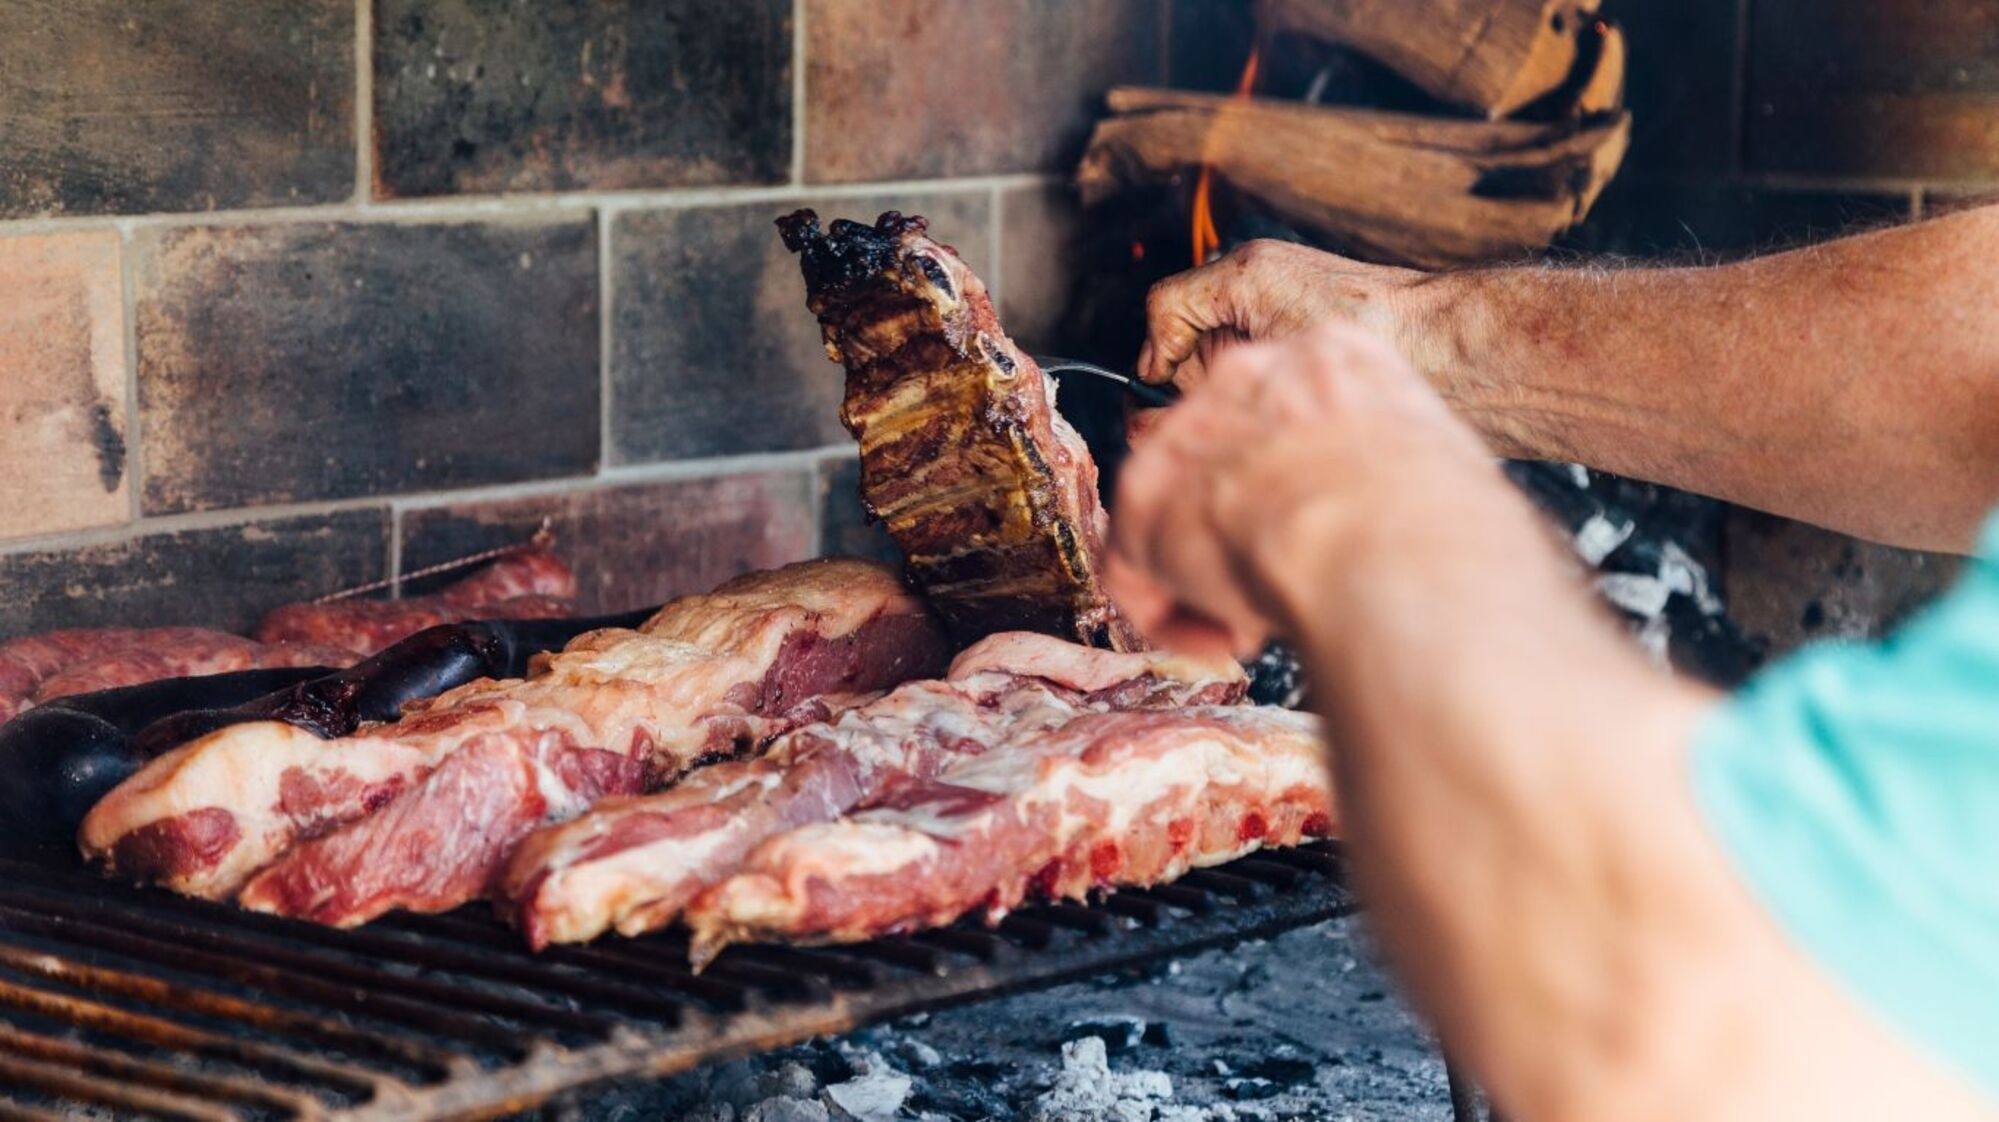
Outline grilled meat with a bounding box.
[779,210,1141,651]
[498,632,1246,948]
[81,559,948,913]
[687,703,1333,960]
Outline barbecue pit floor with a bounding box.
[561,914,1451,1121]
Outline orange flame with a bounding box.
[1191,48,1260,266]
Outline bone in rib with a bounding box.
[498,632,1248,948]
[779,210,1141,651]
[80,559,948,914]
[684,703,1334,961]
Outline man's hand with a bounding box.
[1137,240,1427,392]
[1108,322,1493,658]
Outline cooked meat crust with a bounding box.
[780,210,1141,651]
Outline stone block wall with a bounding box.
[0,0,1990,652]
[0,0,1165,631]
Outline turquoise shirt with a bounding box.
[1694,512,1999,1097]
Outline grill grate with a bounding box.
[0,844,1354,1121]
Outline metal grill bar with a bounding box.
[0,844,1355,1121]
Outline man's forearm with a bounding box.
[1268,471,1995,1122]
[1265,459,1722,1118]
[1400,206,1999,553]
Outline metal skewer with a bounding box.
[1034,356,1182,409]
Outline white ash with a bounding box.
[1063,1014,1151,1054]
[1658,541,1723,615]
[1595,572,1672,619]
[1028,1036,1245,1122]
[714,1060,820,1109]
[744,1098,830,1122]
[822,1051,913,1122]
[1572,513,1635,566]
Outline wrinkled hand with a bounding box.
[1137,239,1425,394]
[1108,323,1492,658]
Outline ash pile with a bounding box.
[564,917,1455,1121]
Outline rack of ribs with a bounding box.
[684,703,1333,962]
[498,632,1248,948]
[80,559,949,921]
[779,210,1141,652]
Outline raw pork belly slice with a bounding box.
[82,558,947,911]
[498,632,1246,948]
[780,210,1140,651]
[254,548,578,657]
[684,705,1334,960]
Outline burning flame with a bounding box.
[1190,48,1260,266]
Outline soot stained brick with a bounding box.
[0,233,131,540]
[0,1,353,218]
[0,509,388,637]
[1560,180,1910,261]
[999,184,1089,351]
[135,217,600,514]
[817,455,902,567]
[609,191,992,465]
[374,0,792,198]
[1599,0,1741,176]
[1748,0,1999,178]
[805,0,1162,182]
[398,471,819,616]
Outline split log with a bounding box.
[1257,0,1601,118]
[1076,88,1629,269]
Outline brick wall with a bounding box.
[1,0,1991,651]
[1576,0,1996,657]
[0,0,1164,633]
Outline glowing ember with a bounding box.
[1190,48,1260,266]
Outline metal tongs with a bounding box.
[1035,356,1182,409]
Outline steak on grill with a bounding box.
[498,632,1247,948]
[779,210,1141,651]
[685,704,1333,960]
[81,559,948,909]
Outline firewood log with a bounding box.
[1076,89,1629,269]
[1257,0,1602,118]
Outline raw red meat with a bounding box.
[498,632,1247,947]
[236,733,648,925]
[83,559,947,914]
[684,704,1334,960]
[497,632,1239,944]
[232,559,949,927]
